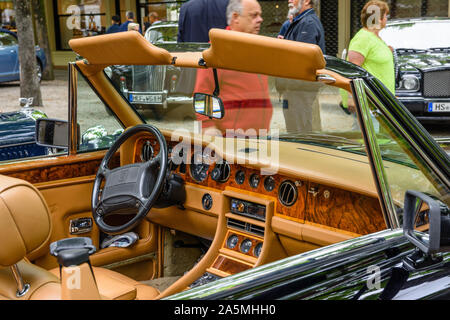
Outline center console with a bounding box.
[190,190,275,288]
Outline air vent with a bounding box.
[227,218,246,231]
[248,224,264,237]
[141,141,154,162]
[278,180,298,207]
[227,218,265,237]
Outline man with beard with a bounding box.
[278,0,324,133]
[284,0,325,53]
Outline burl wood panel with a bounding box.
[1,152,120,184]
[212,255,252,275]
[305,183,385,235]
[223,231,263,258]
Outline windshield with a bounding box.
[380,20,450,49]
[104,64,420,167]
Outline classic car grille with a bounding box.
[132,65,166,92]
[148,65,165,92]
[423,70,450,98]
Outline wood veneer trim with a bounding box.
[35,176,95,190]
[0,151,106,173]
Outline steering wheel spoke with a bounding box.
[91,124,168,235]
[148,152,162,168]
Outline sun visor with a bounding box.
[69,31,173,66]
[202,28,326,82]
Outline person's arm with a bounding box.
[347,50,365,66]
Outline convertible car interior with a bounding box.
[0,30,444,300]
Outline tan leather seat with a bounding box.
[0,175,159,300]
[49,266,159,300]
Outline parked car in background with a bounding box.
[143,21,178,45]
[105,41,209,122]
[0,28,46,83]
[0,105,48,161]
[380,18,450,123]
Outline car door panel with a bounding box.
[0,151,160,280]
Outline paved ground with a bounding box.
[0,69,68,120]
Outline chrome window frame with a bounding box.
[352,79,400,229]
[352,78,449,230]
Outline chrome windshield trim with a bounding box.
[352,79,400,229]
[68,62,78,156]
[366,84,450,188]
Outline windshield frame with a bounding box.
[353,77,450,230]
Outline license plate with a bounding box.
[129,93,162,104]
[428,102,450,112]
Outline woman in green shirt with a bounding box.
[348,0,394,94]
[342,0,394,118]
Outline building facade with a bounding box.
[0,0,449,67]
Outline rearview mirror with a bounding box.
[403,190,450,254]
[193,93,224,119]
[35,118,69,148]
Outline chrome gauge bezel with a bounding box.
[226,234,239,249]
[240,238,253,254]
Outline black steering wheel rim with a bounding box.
[92,124,168,235]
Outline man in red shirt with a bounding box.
[194,0,273,136]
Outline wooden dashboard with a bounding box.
[132,133,386,284]
[133,135,386,236]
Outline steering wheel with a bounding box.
[92,124,168,235]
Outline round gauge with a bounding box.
[253,242,263,257]
[240,239,253,254]
[202,193,213,210]
[235,170,245,185]
[264,176,275,192]
[190,152,210,182]
[226,235,239,249]
[249,174,260,189]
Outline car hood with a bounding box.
[397,49,450,71]
[0,111,37,145]
[0,109,47,145]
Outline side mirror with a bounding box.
[193,93,224,119]
[403,190,450,254]
[35,118,69,148]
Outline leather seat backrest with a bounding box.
[0,175,52,267]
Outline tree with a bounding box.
[32,0,54,81]
[12,0,42,107]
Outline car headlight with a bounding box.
[401,75,420,91]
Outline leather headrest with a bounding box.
[0,175,51,267]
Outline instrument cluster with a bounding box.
[225,232,263,258]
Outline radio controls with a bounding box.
[230,198,266,221]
